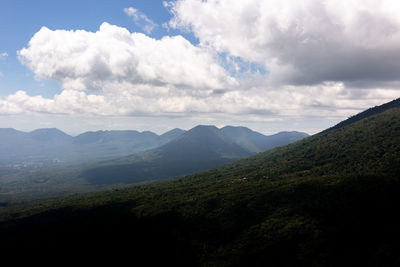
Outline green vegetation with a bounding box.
[0,99,399,265]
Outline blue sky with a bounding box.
[0,0,193,97]
[0,0,398,135]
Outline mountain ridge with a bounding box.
[0,126,308,164]
[82,125,308,185]
[83,125,254,184]
[326,97,400,132]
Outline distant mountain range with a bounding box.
[83,125,308,184]
[0,126,307,165]
[0,128,185,164]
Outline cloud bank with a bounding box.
[1,1,399,130]
[168,0,400,87]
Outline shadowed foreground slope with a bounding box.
[0,99,400,266]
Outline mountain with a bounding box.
[0,128,73,163]
[0,128,26,139]
[160,128,186,143]
[83,125,253,184]
[74,130,159,145]
[1,99,399,265]
[221,126,308,152]
[27,128,72,142]
[0,129,29,163]
[72,130,164,160]
[161,125,251,159]
[220,126,269,152]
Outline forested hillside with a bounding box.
[0,99,399,266]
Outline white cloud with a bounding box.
[0,90,108,115]
[18,22,235,92]
[124,6,158,34]
[0,81,395,125]
[0,52,7,60]
[167,0,400,87]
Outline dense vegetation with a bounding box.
[0,99,399,265]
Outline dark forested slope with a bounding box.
[1,99,400,266]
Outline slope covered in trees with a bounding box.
[0,99,399,265]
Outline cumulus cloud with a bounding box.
[167,0,400,87]
[18,22,235,92]
[124,6,158,34]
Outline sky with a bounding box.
[0,0,399,135]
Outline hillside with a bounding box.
[1,99,399,265]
